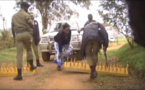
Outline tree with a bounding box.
[98,0,134,48]
[0,6,7,31]
[14,0,91,34]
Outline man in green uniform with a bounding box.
[30,13,43,67]
[11,2,36,80]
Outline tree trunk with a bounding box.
[116,37,118,44]
[42,14,48,34]
[125,36,134,48]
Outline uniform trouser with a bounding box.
[54,42,73,66]
[32,39,39,60]
[15,32,33,69]
[85,40,100,66]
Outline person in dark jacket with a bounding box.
[30,13,43,67]
[80,14,96,31]
[84,14,96,27]
[81,22,108,79]
[54,23,73,71]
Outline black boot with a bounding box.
[90,66,97,79]
[57,66,61,71]
[13,69,22,80]
[36,59,43,67]
[28,60,36,71]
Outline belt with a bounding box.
[15,30,28,34]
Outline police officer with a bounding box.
[80,14,96,31]
[30,13,43,67]
[11,2,36,80]
[84,14,96,27]
[81,22,108,79]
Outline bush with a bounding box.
[0,30,14,50]
[1,30,10,40]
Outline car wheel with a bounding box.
[42,52,50,61]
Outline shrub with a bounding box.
[0,30,14,50]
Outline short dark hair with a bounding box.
[21,2,30,8]
[88,14,93,17]
[62,23,70,29]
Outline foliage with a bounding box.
[98,0,134,48]
[1,30,10,40]
[0,30,14,50]
[14,0,91,34]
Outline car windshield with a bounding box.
[48,23,60,33]
[69,22,78,31]
[49,22,79,33]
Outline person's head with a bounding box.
[29,13,34,20]
[88,14,93,21]
[62,23,70,35]
[21,2,30,12]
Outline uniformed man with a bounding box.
[80,14,96,31]
[81,22,108,79]
[11,2,36,80]
[30,13,43,67]
[84,14,96,27]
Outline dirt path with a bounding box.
[0,43,145,89]
[0,57,145,89]
[107,43,126,51]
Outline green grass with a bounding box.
[98,50,118,63]
[0,47,42,64]
[118,37,127,43]
[99,40,145,73]
[98,37,127,63]
[0,48,17,63]
[117,43,145,70]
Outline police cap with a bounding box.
[21,2,30,8]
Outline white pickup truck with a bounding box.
[39,21,83,61]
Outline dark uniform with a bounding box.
[84,19,96,27]
[32,20,40,60]
[81,22,108,79]
[84,14,96,27]
[30,13,43,67]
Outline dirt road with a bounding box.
[0,43,145,89]
[0,58,145,89]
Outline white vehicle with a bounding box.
[39,21,83,61]
[109,37,116,42]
